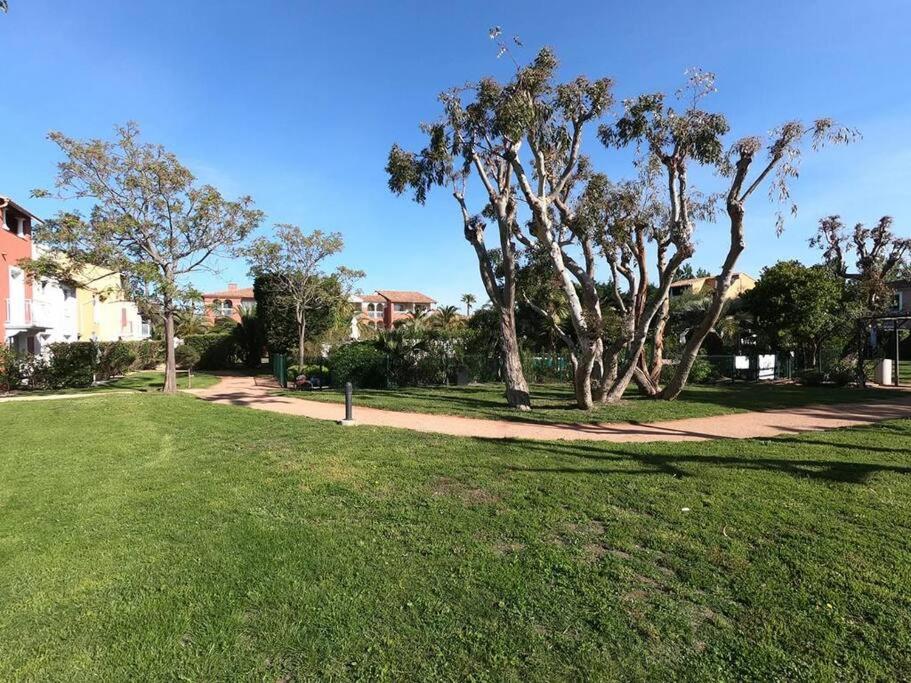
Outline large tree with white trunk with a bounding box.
[386,84,534,410]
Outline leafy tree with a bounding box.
[741,260,843,367]
[28,123,262,393]
[245,225,363,366]
[460,293,476,317]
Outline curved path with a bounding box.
[191,375,911,443]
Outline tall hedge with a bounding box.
[181,334,237,370]
[329,342,386,388]
[45,342,96,388]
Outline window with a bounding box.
[218,299,234,317]
[892,292,903,311]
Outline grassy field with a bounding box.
[279,381,902,424]
[4,370,220,396]
[1,394,910,679]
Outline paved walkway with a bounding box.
[191,375,911,443]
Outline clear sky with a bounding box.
[1,0,909,307]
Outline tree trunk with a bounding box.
[660,205,745,400]
[500,311,531,411]
[574,336,601,409]
[163,306,177,394]
[297,312,307,368]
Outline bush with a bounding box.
[125,340,163,370]
[797,369,826,386]
[41,342,96,389]
[688,356,721,384]
[828,360,856,387]
[175,344,200,370]
[96,342,136,380]
[286,363,329,383]
[0,347,23,392]
[329,342,386,389]
[182,334,237,370]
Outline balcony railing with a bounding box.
[4,298,54,328]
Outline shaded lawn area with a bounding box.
[103,370,220,392]
[4,371,220,396]
[1,395,910,680]
[279,381,903,424]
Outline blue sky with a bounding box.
[1,0,909,307]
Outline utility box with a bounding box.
[875,359,893,385]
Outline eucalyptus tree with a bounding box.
[386,86,533,410]
[29,123,262,393]
[245,225,363,367]
[811,215,910,313]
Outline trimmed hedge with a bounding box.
[329,342,386,389]
[44,342,96,389]
[125,340,163,370]
[96,342,137,380]
[182,334,238,370]
[0,346,23,392]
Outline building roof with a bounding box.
[202,287,255,299]
[376,290,436,304]
[0,196,43,223]
[358,294,387,303]
[670,272,752,288]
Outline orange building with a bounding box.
[201,283,255,323]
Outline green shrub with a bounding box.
[797,369,826,386]
[182,334,237,370]
[43,342,96,389]
[828,360,856,387]
[329,343,387,389]
[125,340,163,370]
[0,347,23,392]
[175,344,200,370]
[96,342,136,380]
[286,363,329,383]
[688,356,720,384]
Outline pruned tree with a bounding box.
[245,225,363,367]
[607,72,857,399]
[386,81,534,410]
[812,215,911,312]
[811,215,910,384]
[28,123,262,393]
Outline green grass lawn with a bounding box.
[1,394,910,679]
[5,370,220,396]
[279,381,902,424]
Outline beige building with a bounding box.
[75,264,150,341]
[669,272,756,300]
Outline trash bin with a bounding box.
[875,359,893,385]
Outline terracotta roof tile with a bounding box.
[202,287,255,299]
[376,290,436,303]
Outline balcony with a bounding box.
[5,298,53,330]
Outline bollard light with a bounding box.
[338,381,356,426]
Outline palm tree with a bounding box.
[175,309,210,336]
[460,293,476,317]
[433,305,462,332]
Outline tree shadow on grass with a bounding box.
[499,431,911,485]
